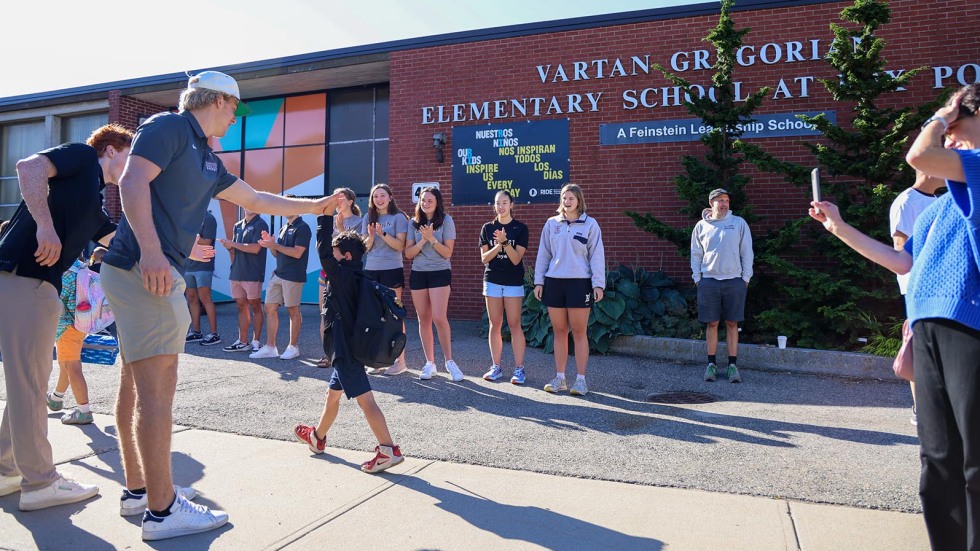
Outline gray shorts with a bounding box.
[101,263,190,363]
[184,270,214,289]
[697,277,747,323]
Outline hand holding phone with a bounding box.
[811,168,821,214]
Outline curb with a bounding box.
[609,335,897,381]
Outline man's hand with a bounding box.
[139,250,173,297]
[34,224,62,267]
[258,230,276,249]
[217,238,234,250]
[312,191,347,216]
[190,243,215,262]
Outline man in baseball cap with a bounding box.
[690,187,753,384]
[187,71,252,117]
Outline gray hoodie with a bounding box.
[690,209,753,284]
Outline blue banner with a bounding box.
[599,111,836,145]
[451,119,569,204]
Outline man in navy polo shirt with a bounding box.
[101,71,343,541]
[251,213,312,360]
[219,209,268,353]
[0,124,132,511]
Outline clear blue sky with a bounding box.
[2,0,692,99]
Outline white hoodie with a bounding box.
[690,209,753,284]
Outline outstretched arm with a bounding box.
[809,200,912,275]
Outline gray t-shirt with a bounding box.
[335,213,363,236]
[274,217,312,283]
[103,111,237,273]
[409,214,456,272]
[362,212,409,271]
[229,215,268,282]
[185,210,217,273]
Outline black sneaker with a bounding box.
[185,331,203,343]
[200,333,222,346]
[222,340,251,352]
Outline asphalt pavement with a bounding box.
[0,303,928,550]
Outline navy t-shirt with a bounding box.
[479,218,529,286]
[0,143,116,293]
[229,215,268,282]
[185,210,217,272]
[103,111,237,273]
[274,217,312,283]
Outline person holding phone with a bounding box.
[533,183,605,396]
[691,188,753,383]
[814,84,980,551]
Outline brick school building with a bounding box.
[0,0,975,316]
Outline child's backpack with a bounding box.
[74,267,114,334]
[350,275,407,368]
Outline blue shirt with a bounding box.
[905,149,980,331]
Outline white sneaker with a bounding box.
[251,340,261,352]
[0,474,21,497]
[120,485,198,517]
[141,494,229,541]
[366,366,386,375]
[19,474,99,511]
[249,345,279,359]
[279,345,300,360]
[384,358,407,376]
[446,360,464,382]
[419,361,437,380]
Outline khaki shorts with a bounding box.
[100,263,190,364]
[266,274,304,308]
[56,325,86,362]
[230,280,263,300]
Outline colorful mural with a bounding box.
[206,93,328,303]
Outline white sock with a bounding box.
[576,374,586,382]
[556,372,565,379]
[78,403,91,413]
[52,391,65,400]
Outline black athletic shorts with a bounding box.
[541,277,593,309]
[410,269,452,290]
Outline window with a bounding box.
[328,86,389,209]
[61,113,108,144]
[0,121,44,221]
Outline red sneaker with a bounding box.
[361,445,404,473]
[293,424,325,454]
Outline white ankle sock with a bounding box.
[556,372,565,379]
[78,403,91,413]
[52,390,65,399]
[576,375,586,382]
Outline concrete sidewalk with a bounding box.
[0,410,927,550]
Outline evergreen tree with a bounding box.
[737,0,947,348]
[626,0,770,254]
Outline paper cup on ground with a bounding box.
[777,336,788,349]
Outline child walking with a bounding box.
[292,217,403,473]
[47,256,97,424]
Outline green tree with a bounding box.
[625,0,770,254]
[737,0,947,348]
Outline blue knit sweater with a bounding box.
[905,149,980,331]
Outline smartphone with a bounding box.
[811,168,821,214]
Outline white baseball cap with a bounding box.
[187,71,252,117]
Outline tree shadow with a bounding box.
[386,376,915,448]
